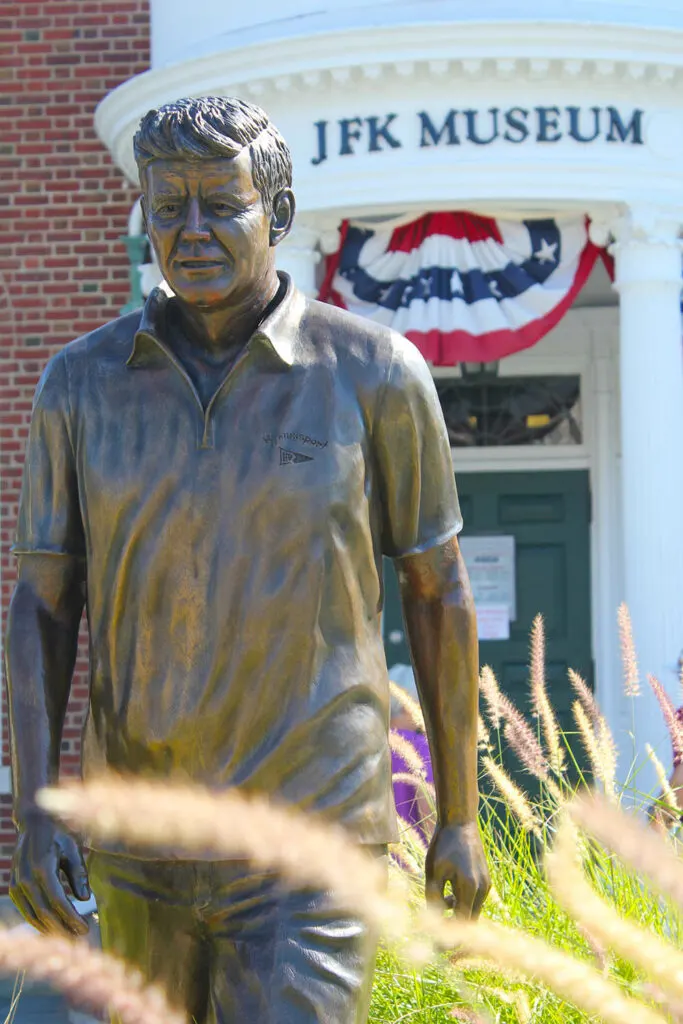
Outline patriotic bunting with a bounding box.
[319,211,601,365]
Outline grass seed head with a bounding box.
[573,701,615,798]
[480,665,504,730]
[389,680,426,732]
[618,603,640,697]
[502,714,549,782]
[477,714,492,750]
[647,674,683,765]
[481,756,542,837]
[568,669,600,724]
[389,730,427,780]
[567,670,618,797]
[529,615,564,773]
[645,743,680,821]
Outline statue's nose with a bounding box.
[182,199,211,241]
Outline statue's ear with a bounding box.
[270,188,295,247]
[140,195,148,233]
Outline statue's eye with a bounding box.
[211,201,234,213]
[156,202,181,216]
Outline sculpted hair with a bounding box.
[133,96,293,208]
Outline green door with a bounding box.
[383,469,593,763]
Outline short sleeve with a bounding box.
[13,350,85,559]
[373,336,462,559]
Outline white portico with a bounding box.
[95,0,683,788]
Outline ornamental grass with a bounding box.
[5,610,683,1023]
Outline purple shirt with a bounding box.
[391,728,433,830]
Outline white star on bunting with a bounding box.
[534,238,558,264]
[450,269,464,295]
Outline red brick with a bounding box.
[44,29,78,41]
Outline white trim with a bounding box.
[453,446,590,474]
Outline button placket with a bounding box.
[199,349,253,451]
[200,412,215,450]
[132,327,258,451]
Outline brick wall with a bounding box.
[0,0,150,891]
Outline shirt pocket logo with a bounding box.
[279,446,314,465]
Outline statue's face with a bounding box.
[143,149,274,308]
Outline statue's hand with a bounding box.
[425,820,490,919]
[10,813,90,936]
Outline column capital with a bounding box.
[589,203,683,254]
[589,203,683,252]
[587,204,622,248]
[593,204,683,291]
[611,204,683,249]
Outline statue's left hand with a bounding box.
[425,821,490,918]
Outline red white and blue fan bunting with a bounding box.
[319,212,600,365]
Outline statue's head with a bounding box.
[134,96,295,308]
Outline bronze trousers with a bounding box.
[88,850,383,1024]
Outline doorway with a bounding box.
[383,469,593,748]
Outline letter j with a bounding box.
[311,120,328,166]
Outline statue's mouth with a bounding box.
[177,259,225,270]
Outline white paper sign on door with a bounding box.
[459,535,517,622]
[475,603,510,641]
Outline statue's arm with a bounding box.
[395,535,479,828]
[5,554,91,935]
[6,348,90,934]
[395,537,489,917]
[6,554,84,827]
[372,337,490,916]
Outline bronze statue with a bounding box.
[5,96,489,1023]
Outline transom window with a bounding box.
[435,375,582,447]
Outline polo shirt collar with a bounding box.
[127,271,305,368]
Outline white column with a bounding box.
[590,343,625,752]
[613,206,683,782]
[276,225,322,297]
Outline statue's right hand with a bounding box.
[10,815,90,936]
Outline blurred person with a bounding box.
[389,663,435,835]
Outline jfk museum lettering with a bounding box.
[311,106,644,165]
